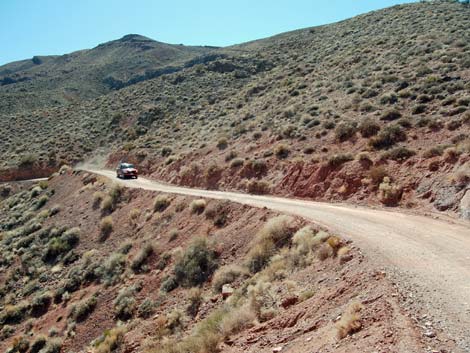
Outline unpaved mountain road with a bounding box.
[86,168,470,350]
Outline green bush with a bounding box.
[359,118,380,137]
[328,153,353,168]
[369,124,406,150]
[335,122,357,142]
[173,237,218,288]
[383,146,416,161]
[69,294,97,322]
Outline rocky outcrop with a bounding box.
[460,189,470,220]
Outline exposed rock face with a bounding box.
[460,189,470,220]
[433,186,461,211]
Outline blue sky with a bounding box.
[0,0,416,65]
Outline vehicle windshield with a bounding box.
[121,163,134,168]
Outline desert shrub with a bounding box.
[69,294,97,322]
[317,241,335,260]
[114,285,139,320]
[173,237,218,288]
[30,291,52,317]
[137,298,155,319]
[246,216,297,273]
[369,166,387,185]
[380,109,401,121]
[190,199,207,214]
[186,288,203,317]
[443,147,460,163]
[423,144,451,159]
[19,154,37,167]
[328,153,353,168]
[8,336,30,353]
[219,305,256,338]
[129,208,140,227]
[335,122,357,142]
[94,327,125,353]
[230,158,244,168]
[369,124,406,149]
[93,191,105,208]
[96,253,126,286]
[274,144,290,159]
[205,202,229,227]
[247,180,271,194]
[99,216,113,241]
[412,104,426,114]
[33,195,49,210]
[0,301,30,325]
[130,243,154,273]
[43,227,80,262]
[383,146,416,161]
[160,275,178,292]
[378,177,402,206]
[154,195,170,212]
[358,118,380,137]
[450,162,470,186]
[336,302,364,339]
[30,335,47,353]
[100,184,123,213]
[292,226,316,255]
[212,265,248,293]
[0,325,15,340]
[217,137,228,150]
[379,93,398,105]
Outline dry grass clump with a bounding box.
[186,288,203,317]
[359,118,380,137]
[247,180,271,194]
[190,199,207,214]
[245,215,297,273]
[219,304,257,338]
[130,242,154,273]
[274,144,290,159]
[229,157,244,168]
[100,184,123,213]
[328,153,353,168]
[212,264,249,293]
[129,208,140,227]
[94,326,126,353]
[154,195,171,212]
[336,302,364,339]
[450,162,470,186]
[69,294,97,322]
[99,216,113,241]
[335,122,357,142]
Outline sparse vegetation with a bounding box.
[190,199,207,214]
[172,237,218,288]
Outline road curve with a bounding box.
[86,168,470,349]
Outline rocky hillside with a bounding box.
[0,171,459,353]
[0,1,469,217]
[0,34,215,113]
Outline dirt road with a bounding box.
[86,168,470,350]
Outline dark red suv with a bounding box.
[116,162,138,179]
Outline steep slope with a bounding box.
[0,1,469,216]
[0,34,215,113]
[0,171,461,353]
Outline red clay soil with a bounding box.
[0,171,461,353]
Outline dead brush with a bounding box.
[336,302,364,339]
